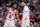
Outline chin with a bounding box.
[14,8,17,9]
[22,5,23,6]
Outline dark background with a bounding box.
[0,0,40,27]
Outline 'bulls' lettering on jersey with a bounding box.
[9,12,11,14]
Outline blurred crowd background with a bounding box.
[0,0,40,27]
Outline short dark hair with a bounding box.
[11,2,18,7]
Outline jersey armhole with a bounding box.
[15,11,18,15]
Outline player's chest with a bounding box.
[8,11,15,15]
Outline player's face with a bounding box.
[12,4,17,9]
[21,2,24,6]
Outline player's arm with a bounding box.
[15,11,19,22]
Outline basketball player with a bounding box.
[4,2,19,27]
[21,2,30,27]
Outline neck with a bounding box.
[24,5,26,7]
[12,8,15,11]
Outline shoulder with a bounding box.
[24,6,29,11]
[8,7,12,11]
[25,6,29,9]
[15,10,18,14]
[24,6,29,10]
[15,10,18,12]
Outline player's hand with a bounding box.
[18,20,22,26]
[19,21,21,26]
